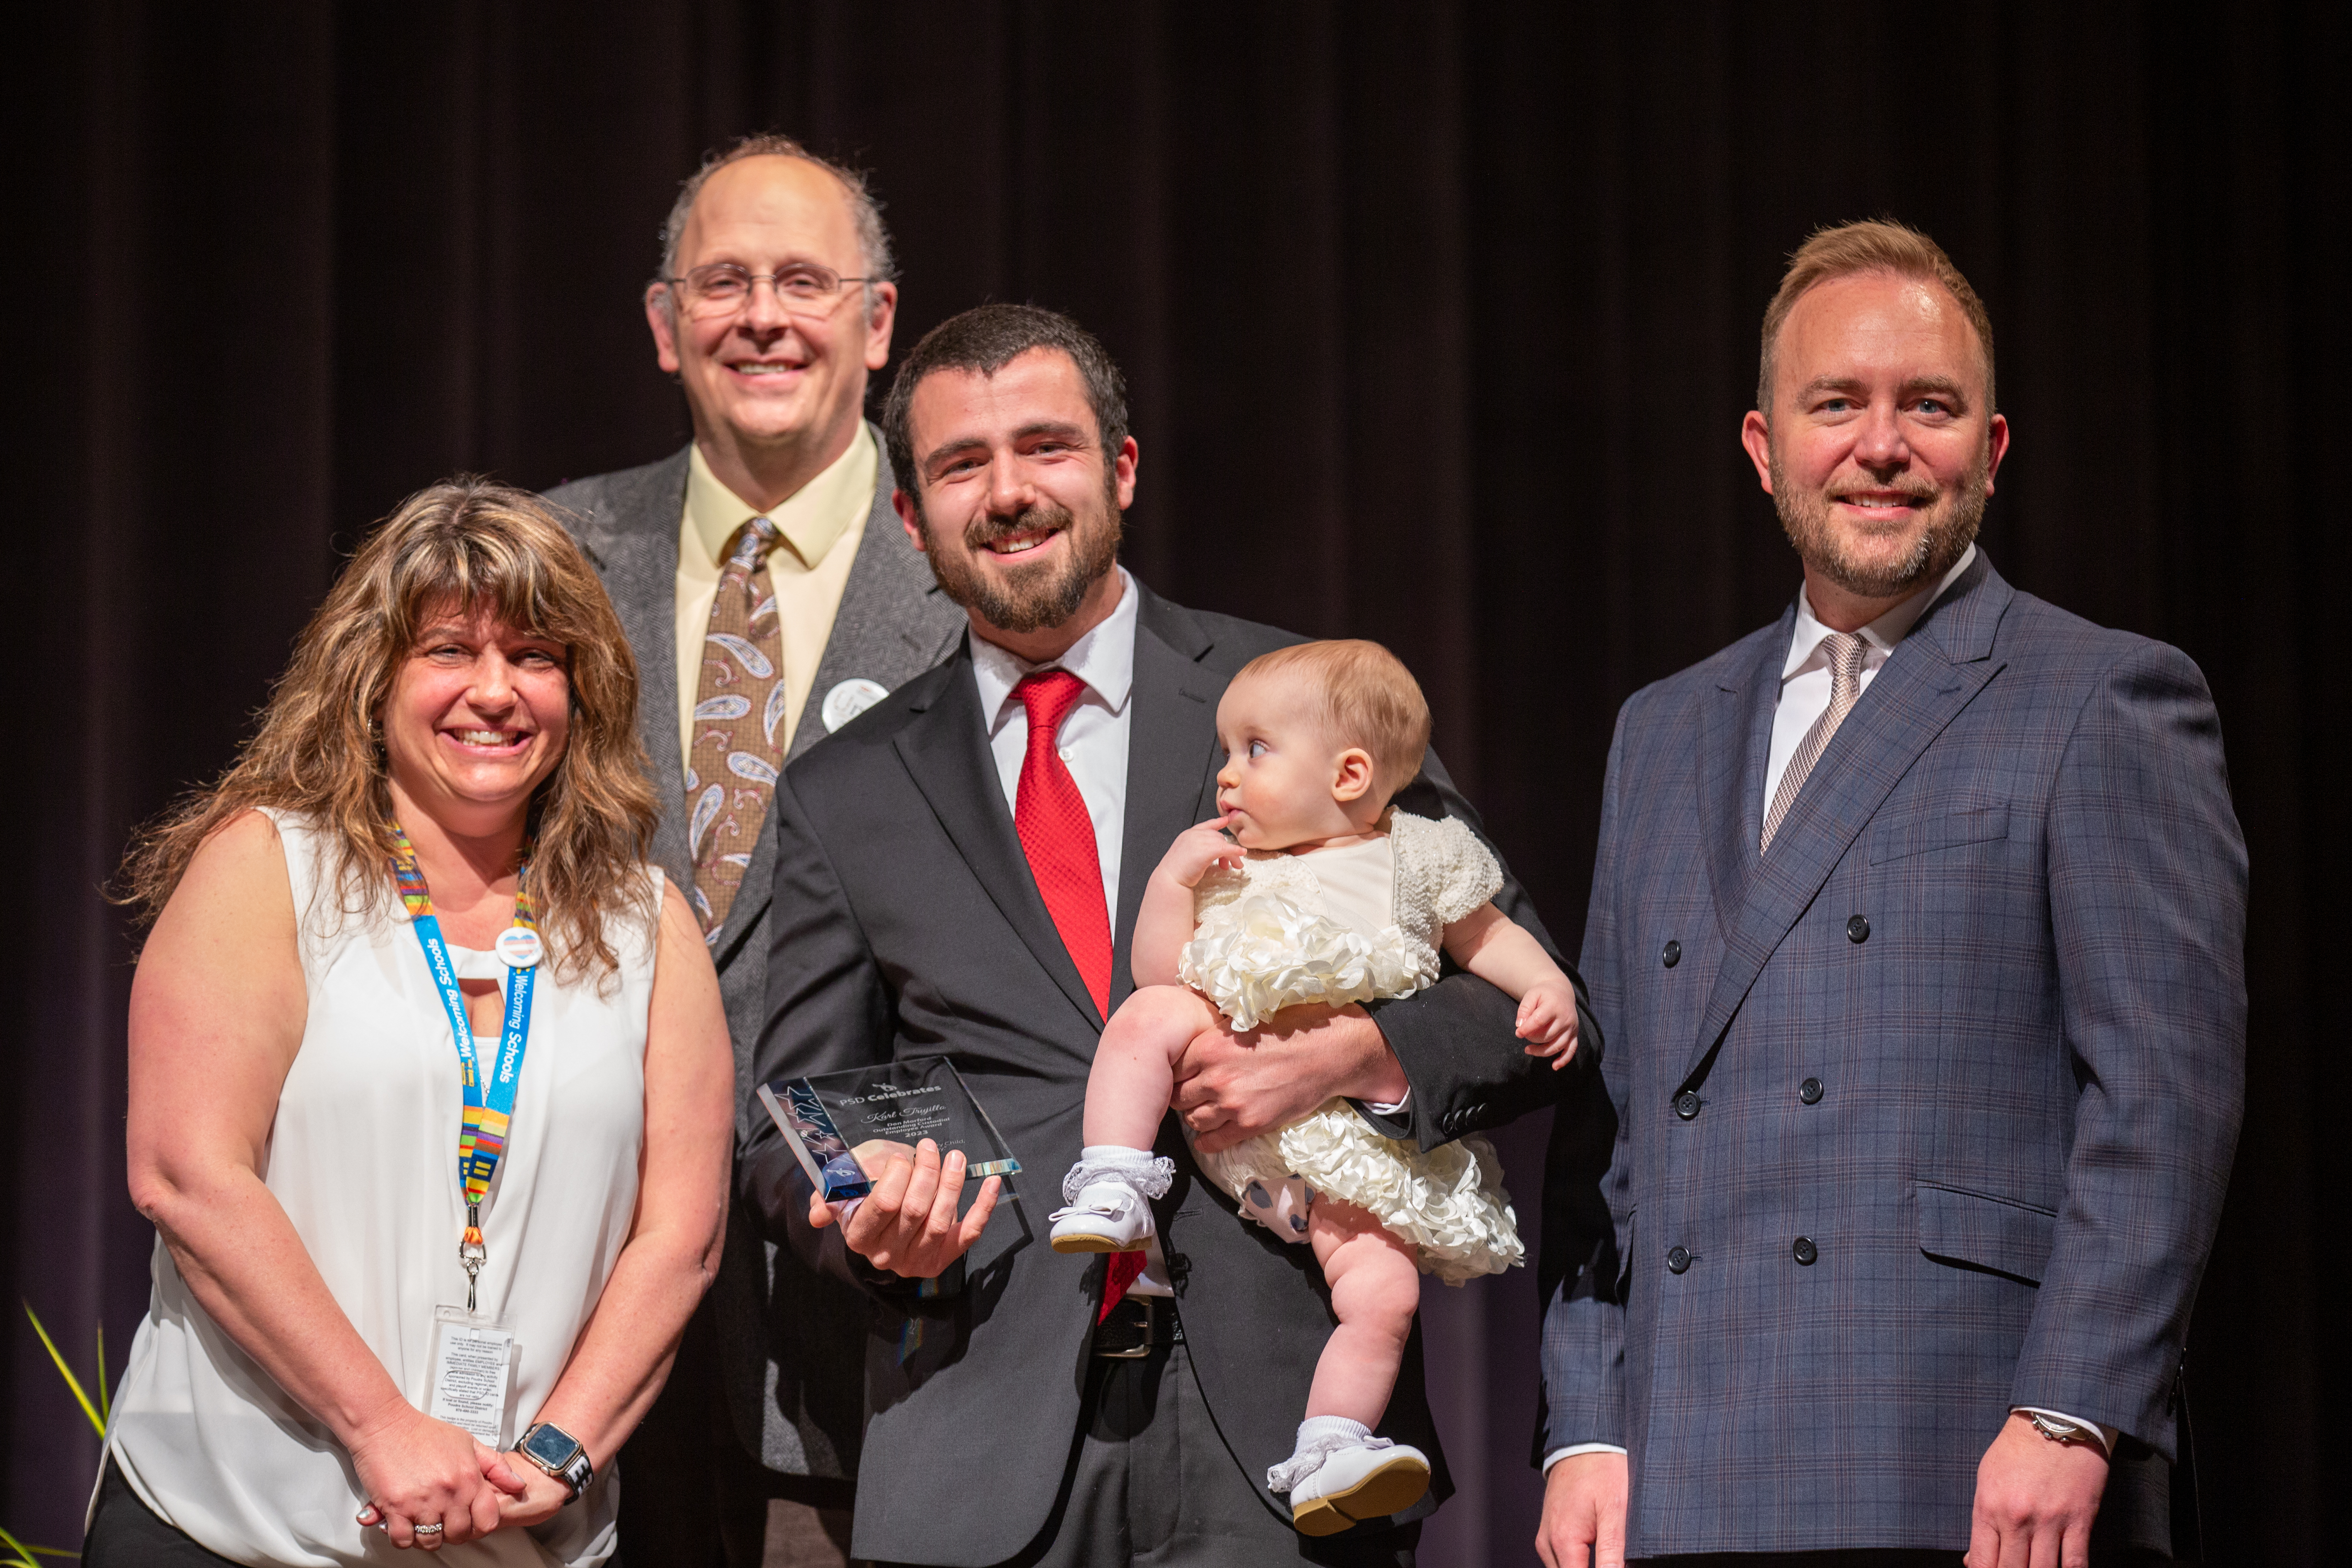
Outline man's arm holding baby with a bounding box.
[1176,753,1595,1154]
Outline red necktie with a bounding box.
[1012,673,1144,1316]
[1013,671,1113,1019]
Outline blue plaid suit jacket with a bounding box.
[1537,552,2246,1555]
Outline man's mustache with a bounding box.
[964,502,1075,552]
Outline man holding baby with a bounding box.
[743,302,1584,1567]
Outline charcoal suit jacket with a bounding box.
[1537,551,2245,1556]
[548,434,967,1479]
[744,579,1584,1567]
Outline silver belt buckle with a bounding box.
[1095,1296,1154,1359]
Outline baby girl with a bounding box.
[1047,639,1577,1535]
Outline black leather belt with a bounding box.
[1093,1296,1181,1358]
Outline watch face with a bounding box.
[522,1423,580,1467]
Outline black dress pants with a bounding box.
[878,1329,1418,1568]
[82,1458,242,1568]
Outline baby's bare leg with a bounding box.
[1304,1198,1422,1426]
[1084,984,1227,1150]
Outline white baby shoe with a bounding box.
[1269,1417,1430,1538]
[1048,1180,1157,1253]
[1048,1146,1173,1254]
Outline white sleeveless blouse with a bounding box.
[106,811,659,1566]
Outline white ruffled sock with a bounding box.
[1267,1415,1388,1493]
[1060,1144,1176,1204]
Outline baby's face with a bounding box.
[1212,671,1366,849]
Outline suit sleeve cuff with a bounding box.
[2013,1407,2118,1454]
[1542,1442,1628,1472]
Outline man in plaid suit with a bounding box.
[1536,220,2246,1568]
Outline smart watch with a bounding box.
[518,1420,594,1499]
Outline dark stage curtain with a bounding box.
[4,3,2342,1560]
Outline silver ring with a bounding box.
[414,1523,445,1537]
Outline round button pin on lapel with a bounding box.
[821,677,892,734]
[495,926,543,968]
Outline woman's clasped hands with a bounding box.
[348,1401,569,1548]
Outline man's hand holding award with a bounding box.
[760,1058,1019,1280]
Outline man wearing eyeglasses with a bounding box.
[547,134,964,1568]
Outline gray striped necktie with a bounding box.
[1761,631,1867,853]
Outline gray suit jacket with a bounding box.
[744,582,1589,1565]
[1537,553,2247,1555]
[546,431,966,1477]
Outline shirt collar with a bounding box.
[1782,542,1977,681]
[970,567,1139,729]
[682,422,877,575]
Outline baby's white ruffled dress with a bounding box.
[1177,809,1524,1284]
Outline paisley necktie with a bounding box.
[686,516,786,940]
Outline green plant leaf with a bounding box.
[0,1523,76,1562]
[22,1304,104,1439]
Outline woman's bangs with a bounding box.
[392,529,566,649]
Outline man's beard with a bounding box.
[1771,445,1991,601]
[919,484,1123,635]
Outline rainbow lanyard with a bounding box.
[390,823,539,1311]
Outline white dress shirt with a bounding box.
[1761,544,1979,812]
[1544,545,2114,1473]
[969,567,1140,924]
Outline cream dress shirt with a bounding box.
[673,426,877,771]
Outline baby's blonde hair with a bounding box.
[1237,639,1431,798]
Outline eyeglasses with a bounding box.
[659,261,877,321]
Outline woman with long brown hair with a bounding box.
[91,481,732,1565]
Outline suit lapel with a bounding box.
[1111,589,1222,1011]
[572,448,695,887]
[895,647,1108,1030]
[786,423,965,768]
[1695,613,1791,943]
[1683,555,2014,1086]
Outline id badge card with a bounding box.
[427,1305,519,1449]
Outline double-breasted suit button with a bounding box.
[1792,1237,1818,1266]
[1666,1246,1691,1274]
[1846,914,1870,944]
[1799,1077,1824,1105]
[1662,939,1682,968]
[1673,1091,1701,1121]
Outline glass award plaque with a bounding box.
[758,1056,1022,1206]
